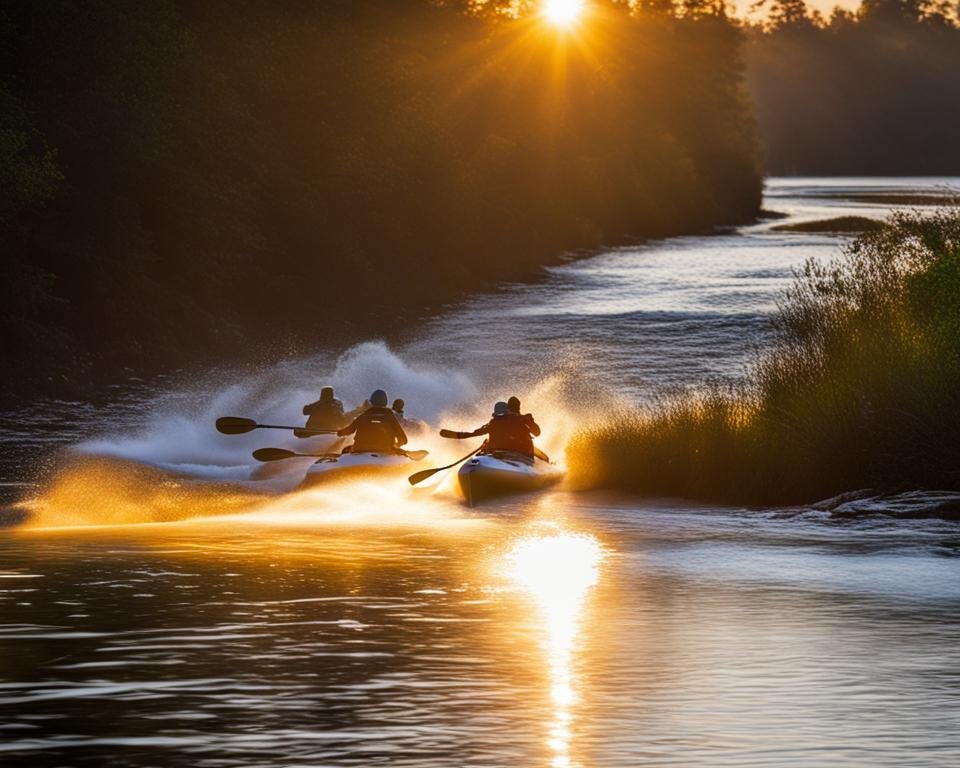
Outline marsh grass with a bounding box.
[569,210,960,504]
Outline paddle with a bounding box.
[253,448,342,462]
[439,429,477,439]
[408,446,482,486]
[216,416,338,436]
[254,447,429,463]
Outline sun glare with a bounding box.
[542,0,585,28]
[505,532,603,768]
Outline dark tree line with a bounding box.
[745,0,960,174]
[1,1,762,393]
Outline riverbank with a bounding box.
[570,208,960,505]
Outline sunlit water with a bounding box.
[2,178,960,766]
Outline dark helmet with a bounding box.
[392,398,405,414]
[507,396,521,414]
[320,386,335,402]
[492,401,509,416]
[370,389,388,408]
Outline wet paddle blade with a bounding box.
[252,447,300,462]
[405,450,429,462]
[408,467,440,486]
[216,416,258,435]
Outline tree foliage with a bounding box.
[1,1,762,391]
[745,0,960,174]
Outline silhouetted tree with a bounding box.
[745,0,960,173]
[1,0,762,393]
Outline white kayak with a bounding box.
[249,434,345,481]
[301,450,425,487]
[456,451,563,506]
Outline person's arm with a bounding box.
[337,416,360,437]
[303,401,318,416]
[525,414,541,437]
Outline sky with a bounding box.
[733,0,862,18]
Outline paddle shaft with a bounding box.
[408,446,482,486]
[217,416,338,436]
[259,423,337,434]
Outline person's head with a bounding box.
[507,396,521,414]
[320,386,334,402]
[492,401,509,417]
[392,398,405,414]
[370,389,388,408]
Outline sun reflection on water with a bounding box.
[505,530,603,768]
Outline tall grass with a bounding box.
[569,210,960,504]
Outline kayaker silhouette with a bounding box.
[297,386,346,436]
[507,396,550,460]
[507,396,541,436]
[457,401,541,458]
[337,389,408,454]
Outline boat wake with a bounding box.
[15,341,606,529]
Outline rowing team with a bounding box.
[300,386,546,461]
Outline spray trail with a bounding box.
[19,340,615,528]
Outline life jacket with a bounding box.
[484,413,535,457]
[350,407,405,454]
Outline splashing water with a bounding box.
[18,341,595,528]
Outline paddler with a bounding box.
[456,401,539,458]
[507,396,541,437]
[337,389,408,454]
[297,386,346,436]
[507,396,550,460]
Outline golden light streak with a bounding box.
[505,531,603,768]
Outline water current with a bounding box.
[1,178,959,766]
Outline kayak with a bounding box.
[300,450,424,487]
[456,451,563,506]
[249,434,345,481]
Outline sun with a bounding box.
[542,0,585,28]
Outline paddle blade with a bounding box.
[217,416,258,435]
[405,450,429,462]
[252,447,300,462]
[408,467,440,486]
[439,429,461,439]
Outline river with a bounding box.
[2,178,959,766]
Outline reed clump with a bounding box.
[569,210,960,504]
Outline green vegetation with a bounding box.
[570,210,960,504]
[0,1,762,394]
[745,0,960,174]
[772,216,884,233]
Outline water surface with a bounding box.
[2,178,959,766]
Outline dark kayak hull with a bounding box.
[456,452,562,506]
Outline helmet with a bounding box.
[320,386,334,402]
[370,389,388,407]
[507,396,521,413]
[392,398,405,413]
[492,401,509,416]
